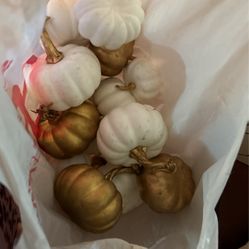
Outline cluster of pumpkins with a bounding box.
[24,0,195,233]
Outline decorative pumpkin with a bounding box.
[95,158,143,214]
[123,57,162,103]
[137,153,195,213]
[89,41,135,76]
[54,164,122,233]
[111,171,143,214]
[97,102,167,166]
[37,101,100,159]
[25,28,101,111]
[140,0,149,9]
[93,78,136,115]
[46,0,88,46]
[74,0,144,50]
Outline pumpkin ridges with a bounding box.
[26,41,101,111]
[55,165,96,211]
[51,123,87,154]
[58,113,98,142]
[99,90,134,115]
[94,80,123,104]
[54,164,122,232]
[93,78,136,115]
[68,102,99,121]
[98,109,136,152]
[80,191,122,231]
[81,208,121,233]
[65,167,104,201]
[75,0,143,50]
[97,126,127,155]
[141,109,167,155]
[123,57,162,102]
[38,123,66,158]
[37,102,99,158]
[79,181,119,216]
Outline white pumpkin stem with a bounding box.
[41,18,64,64]
[129,146,175,173]
[104,165,141,181]
[116,82,136,91]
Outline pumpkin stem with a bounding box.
[40,17,64,64]
[33,105,61,122]
[116,82,136,91]
[105,164,141,181]
[129,146,175,173]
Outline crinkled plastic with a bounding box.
[0,0,248,249]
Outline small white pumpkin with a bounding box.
[123,57,162,103]
[25,31,101,111]
[113,173,143,214]
[74,0,144,50]
[46,0,87,46]
[100,163,143,214]
[93,78,136,115]
[140,0,149,9]
[97,102,167,166]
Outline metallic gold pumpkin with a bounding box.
[89,41,135,76]
[138,154,195,213]
[37,101,99,159]
[54,164,122,233]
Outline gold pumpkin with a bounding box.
[54,164,122,233]
[37,101,99,159]
[89,41,135,76]
[138,154,195,213]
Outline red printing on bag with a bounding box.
[28,156,40,209]
[7,55,41,137]
[12,83,40,137]
[1,60,12,74]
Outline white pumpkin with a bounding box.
[74,0,144,50]
[140,0,149,10]
[97,102,167,166]
[113,173,143,214]
[25,32,101,111]
[46,0,87,46]
[93,78,136,115]
[100,164,143,214]
[123,57,162,103]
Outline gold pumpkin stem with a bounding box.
[129,146,175,173]
[33,104,61,122]
[104,165,141,181]
[40,17,64,64]
[116,82,136,91]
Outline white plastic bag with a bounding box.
[0,0,248,249]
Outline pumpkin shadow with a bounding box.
[135,35,187,130]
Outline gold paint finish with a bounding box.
[89,41,135,76]
[37,102,100,159]
[54,164,122,233]
[138,154,195,213]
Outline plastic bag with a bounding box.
[0,0,248,249]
